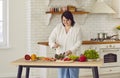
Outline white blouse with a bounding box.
[49,23,82,55]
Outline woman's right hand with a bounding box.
[65,50,72,56]
[53,42,60,49]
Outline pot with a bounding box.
[97,33,107,39]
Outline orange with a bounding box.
[31,54,37,61]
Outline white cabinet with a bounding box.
[99,67,120,74]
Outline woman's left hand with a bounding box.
[65,50,72,56]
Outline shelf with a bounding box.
[37,41,120,46]
[46,11,89,14]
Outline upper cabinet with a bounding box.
[112,0,120,18]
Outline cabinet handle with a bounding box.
[102,49,119,52]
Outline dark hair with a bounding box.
[61,11,75,26]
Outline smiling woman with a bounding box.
[0,0,9,48]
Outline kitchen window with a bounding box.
[0,0,9,48]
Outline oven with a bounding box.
[100,46,120,67]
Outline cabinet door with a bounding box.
[79,69,92,76]
[99,67,120,74]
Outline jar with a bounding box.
[62,6,67,12]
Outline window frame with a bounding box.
[0,0,9,48]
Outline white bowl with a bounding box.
[87,58,100,62]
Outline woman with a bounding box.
[49,11,82,78]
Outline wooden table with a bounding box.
[12,58,103,78]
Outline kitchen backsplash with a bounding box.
[28,0,120,53]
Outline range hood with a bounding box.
[90,0,116,13]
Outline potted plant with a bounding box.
[83,49,99,61]
[116,25,120,30]
[116,25,120,39]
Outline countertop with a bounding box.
[12,58,103,67]
[37,40,120,46]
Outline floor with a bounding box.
[80,73,120,78]
[1,73,120,78]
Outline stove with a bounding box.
[90,34,120,42]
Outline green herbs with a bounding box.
[55,53,65,60]
[68,54,79,61]
[84,49,99,59]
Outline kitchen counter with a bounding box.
[37,41,120,46]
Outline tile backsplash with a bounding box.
[28,0,120,53]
